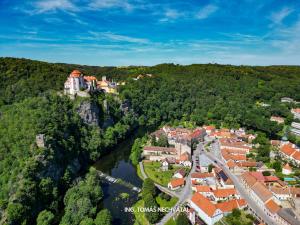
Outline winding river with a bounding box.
[93,128,145,225]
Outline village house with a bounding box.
[177,152,192,167]
[212,188,239,202]
[97,76,117,93]
[191,172,215,184]
[270,186,292,201]
[279,143,300,165]
[281,97,295,103]
[192,185,213,198]
[290,122,300,136]
[214,168,235,189]
[219,138,252,153]
[203,125,216,135]
[270,116,285,124]
[190,192,247,225]
[168,178,185,190]
[215,199,247,215]
[142,146,177,161]
[190,193,223,225]
[173,168,186,179]
[282,163,293,175]
[291,108,300,120]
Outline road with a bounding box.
[203,142,278,225]
[156,148,199,225]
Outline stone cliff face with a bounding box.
[76,101,100,126]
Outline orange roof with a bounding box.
[179,152,190,161]
[237,161,257,167]
[191,172,214,179]
[213,189,237,198]
[70,70,81,78]
[195,185,212,193]
[216,199,247,213]
[292,108,300,114]
[191,193,217,217]
[204,125,215,131]
[84,76,97,82]
[265,199,280,214]
[169,178,185,188]
[251,182,273,203]
[283,163,292,171]
[241,172,257,187]
[281,144,296,156]
[292,151,300,160]
[227,160,236,168]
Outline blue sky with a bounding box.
[0,0,300,66]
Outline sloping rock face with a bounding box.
[77,101,100,126]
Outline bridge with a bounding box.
[96,170,141,193]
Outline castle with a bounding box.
[64,70,117,96]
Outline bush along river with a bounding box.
[93,128,145,225]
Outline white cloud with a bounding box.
[196,4,218,20]
[88,0,133,11]
[270,7,294,24]
[159,9,183,22]
[88,31,149,44]
[33,0,78,13]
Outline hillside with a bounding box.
[1,57,300,224]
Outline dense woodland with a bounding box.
[1,57,300,224]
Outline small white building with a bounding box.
[190,193,223,225]
[168,178,185,190]
[282,163,292,175]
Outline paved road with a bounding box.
[156,148,199,225]
[204,142,278,225]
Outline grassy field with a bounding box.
[165,217,176,225]
[215,210,254,225]
[133,200,150,225]
[156,196,178,208]
[143,161,188,186]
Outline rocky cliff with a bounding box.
[76,101,100,126]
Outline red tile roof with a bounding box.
[195,185,212,193]
[227,160,236,168]
[251,182,273,203]
[191,172,214,179]
[216,199,247,213]
[169,178,185,188]
[264,176,280,182]
[292,151,300,161]
[191,193,217,217]
[70,70,81,78]
[213,189,237,198]
[265,199,280,214]
[84,76,97,82]
[281,144,296,156]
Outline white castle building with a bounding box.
[64,70,97,95]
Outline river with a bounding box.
[93,128,145,225]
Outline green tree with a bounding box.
[94,209,112,225]
[144,194,160,223]
[142,178,156,198]
[36,210,55,225]
[176,212,190,225]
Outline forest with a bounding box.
[1,57,300,224]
